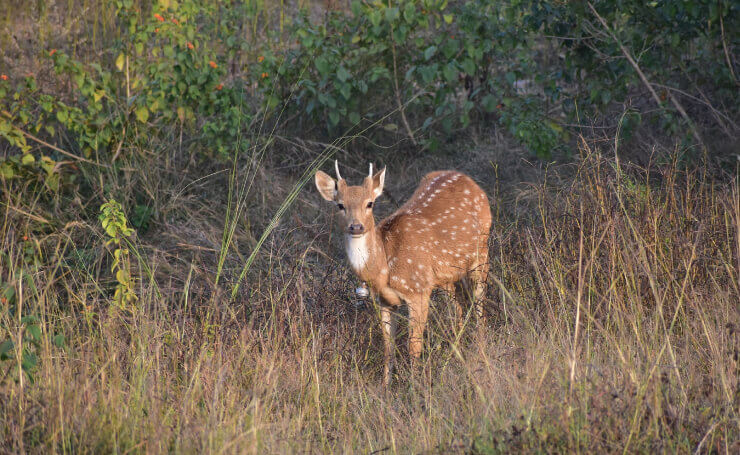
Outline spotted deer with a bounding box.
[315,161,492,384]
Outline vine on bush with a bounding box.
[99,200,138,310]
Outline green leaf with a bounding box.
[105,224,118,238]
[115,53,125,71]
[461,59,476,76]
[116,269,127,284]
[3,286,15,302]
[328,111,340,126]
[357,80,368,94]
[56,109,68,123]
[0,339,13,359]
[53,334,65,348]
[135,106,149,123]
[336,66,351,82]
[348,111,360,124]
[21,351,37,371]
[481,94,497,112]
[0,162,15,179]
[21,153,35,165]
[403,3,416,22]
[418,65,438,84]
[339,83,351,100]
[443,14,454,24]
[505,71,517,85]
[369,10,382,28]
[26,325,41,342]
[424,46,437,61]
[315,57,331,76]
[443,63,457,83]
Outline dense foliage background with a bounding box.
[0,0,737,452]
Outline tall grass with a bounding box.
[0,138,737,452]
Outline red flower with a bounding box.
[154,13,165,22]
[187,42,194,50]
[23,235,28,241]
[0,74,7,81]
[155,28,160,33]
[49,49,57,56]
[215,83,223,91]
[209,61,218,69]
[171,18,179,25]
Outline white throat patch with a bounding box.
[345,234,370,273]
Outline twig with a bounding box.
[653,83,738,134]
[19,129,110,168]
[111,126,126,162]
[389,25,417,146]
[3,203,51,224]
[693,422,719,455]
[587,2,705,150]
[718,2,737,84]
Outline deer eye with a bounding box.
[337,203,345,211]
[366,201,374,209]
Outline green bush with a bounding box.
[1,0,736,164]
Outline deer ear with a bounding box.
[371,167,386,199]
[315,170,337,201]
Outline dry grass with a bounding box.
[1,135,738,453]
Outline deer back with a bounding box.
[378,171,491,296]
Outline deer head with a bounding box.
[315,161,386,237]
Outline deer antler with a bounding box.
[334,160,343,181]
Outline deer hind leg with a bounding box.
[453,281,470,331]
[440,283,463,332]
[470,252,490,320]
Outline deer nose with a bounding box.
[348,223,365,235]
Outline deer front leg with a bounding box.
[407,292,430,369]
[379,304,397,386]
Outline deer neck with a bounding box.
[344,226,386,283]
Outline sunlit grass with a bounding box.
[0,140,737,452]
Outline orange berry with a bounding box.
[261,72,268,79]
[257,55,264,63]
[209,61,218,69]
[1,297,6,304]
[154,13,165,22]
[23,235,28,241]
[49,49,57,56]
[155,28,160,33]
[0,74,7,80]
[216,83,223,91]
[171,18,179,25]
[187,42,194,50]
